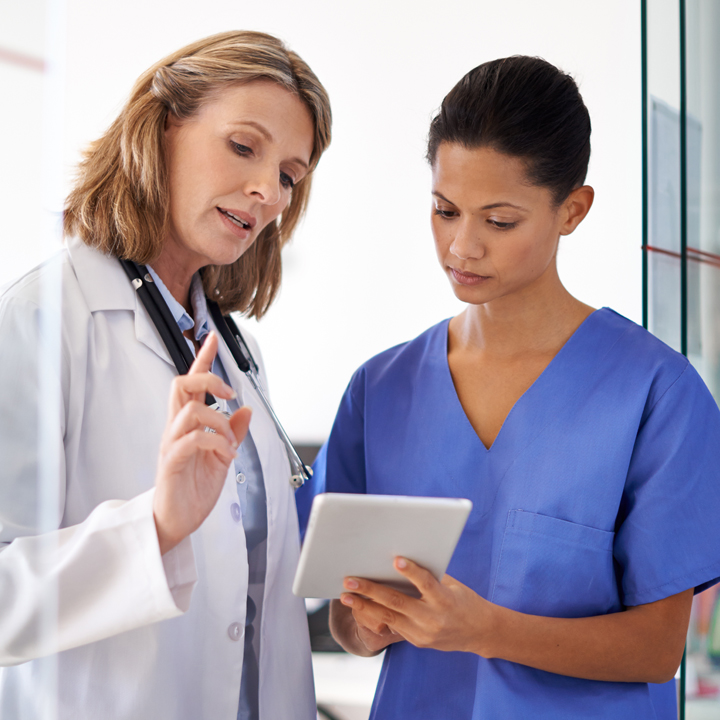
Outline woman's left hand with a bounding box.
[340,558,493,654]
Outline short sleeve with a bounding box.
[295,369,367,538]
[615,362,720,606]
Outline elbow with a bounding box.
[649,660,682,685]
[647,668,679,685]
[643,647,684,685]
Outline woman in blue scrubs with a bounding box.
[298,56,720,719]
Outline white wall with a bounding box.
[1,0,642,443]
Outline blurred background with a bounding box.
[1,1,718,718]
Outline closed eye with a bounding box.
[434,208,457,219]
[488,220,517,230]
[231,141,252,156]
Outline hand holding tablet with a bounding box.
[292,493,473,599]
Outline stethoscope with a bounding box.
[120,258,312,488]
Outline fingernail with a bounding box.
[228,388,237,399]
[396,558,408,569]
[230,434,238,448]
[345,578,359,590]
[341,594,354,606]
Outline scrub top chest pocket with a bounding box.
[491,510,619,619]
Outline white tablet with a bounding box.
[293,493,473,599]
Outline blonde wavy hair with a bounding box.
[63,30,332,317]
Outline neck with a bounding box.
[452,266,594,358]
[151,243,202,316]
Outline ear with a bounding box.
[164,111,181,133]
[559,185,594,236]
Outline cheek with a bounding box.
[505,226,558,275]
[430,217,450,253]
[258,194,291,233]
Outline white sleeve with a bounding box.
[0,490,197,667]
[0,288,197,667]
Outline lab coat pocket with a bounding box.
[491,510,618,618]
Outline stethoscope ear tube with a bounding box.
[208,300,312,488]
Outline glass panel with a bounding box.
[0,1,64,716]
[646,0,682,351]
[684,2,720,715]
[686,0,720,396]
[645,2,720,716]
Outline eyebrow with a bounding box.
[229,120,310,170]
[432,191,526,211]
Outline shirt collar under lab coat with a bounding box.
[145,266,211,344]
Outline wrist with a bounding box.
[154,512,182,556]
[353,624,385,657]
[470,598,504,658]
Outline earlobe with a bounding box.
[560,185,594,236]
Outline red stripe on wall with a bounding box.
[0,46,45,73]
[644,245,720,271]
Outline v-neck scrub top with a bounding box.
[298,308,720,720]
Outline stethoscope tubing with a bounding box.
[207,298,312,488]
[120,258,311,487]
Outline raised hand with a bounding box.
[153,332,252,555]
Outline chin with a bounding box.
[206,238,255,267]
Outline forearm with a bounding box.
[0,491,195,666]
[478,590,693,683]
[329,600,384,657]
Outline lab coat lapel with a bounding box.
[66,236,175,369]
[132,297,175,369]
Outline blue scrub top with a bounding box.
[297,308,720,720]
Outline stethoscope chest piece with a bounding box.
[290,465,313,489]
[204,403,232,434]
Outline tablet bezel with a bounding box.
[292,493,473,599]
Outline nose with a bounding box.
[449,219,485,261]
[244,162,282,206]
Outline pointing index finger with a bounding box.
[189,331,218,375]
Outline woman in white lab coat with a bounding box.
[0,31,331,720]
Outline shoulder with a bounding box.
[589,308,690,402]
[0,239,126,359]
[345,319,449,401]
[0,251,79,340]
[1,250,67,308]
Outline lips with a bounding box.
[217,207,256,230]
[450,267,490,286]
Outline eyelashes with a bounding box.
[433,209,517,231]
[231,141,252,156]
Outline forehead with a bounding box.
[432,143,543,205]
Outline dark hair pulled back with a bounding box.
[427,56,591,204]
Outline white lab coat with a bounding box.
[0,236,315,720]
